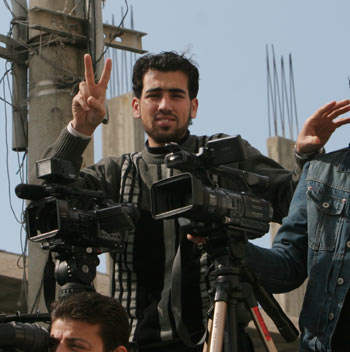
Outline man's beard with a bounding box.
[143,114,192,145]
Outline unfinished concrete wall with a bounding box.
[103,92,144,156]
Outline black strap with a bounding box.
[170,226,207,348]
[43,251,56,312]
[110,252,116,297]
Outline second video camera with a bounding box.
[151,136,273,239]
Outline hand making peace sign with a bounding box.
[72,54,112,136]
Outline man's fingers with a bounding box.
[86,96,106,117]
[186,234,206,245]
[313,100,350,120]
[78,81,91,98]
[333,117,350,128]
[84,54,95,86]
[73,92,90,111]
[84,54,112,91]
[333,99,350,109]
[327,103,350,120]
[98,58,112,89]
[315,100,337,116]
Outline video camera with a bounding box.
[151,136,300,346]
[150,135,273,239]
[16,158,138,252]
[16,157,139,296]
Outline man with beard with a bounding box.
[42,51,350,351]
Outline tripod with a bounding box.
[201,226,298,352]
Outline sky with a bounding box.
[1,0,350,267]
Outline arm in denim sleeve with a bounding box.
[247,163,309,293]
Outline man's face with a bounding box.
[50,318,105,352]
[132,70,198,147]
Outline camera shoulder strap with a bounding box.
[111,151,142,341]
[171,226,207,347]
[43,251,56,312]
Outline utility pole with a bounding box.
[26,0,89,313]
[0,0,147,312]
[11,0,28,151]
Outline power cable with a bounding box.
[3,62,22,224]
[95,0,129,67]
[3,0,15,17]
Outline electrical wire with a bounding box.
[3,64,22,224]
[1,0,29,309]
[3,0,15,17]
[4,58,29,307]
[1,56,29,307]
[95,0,129,67]
[4,0,27,15]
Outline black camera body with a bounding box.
[151,136,273,239]
[26,195,136,252]
[16,158,138,252]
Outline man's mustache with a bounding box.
[154,112,177,119]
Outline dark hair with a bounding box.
[51,292,129,351]
[132,51,199,99]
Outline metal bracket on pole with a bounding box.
[103,24,147,54]
[28,6,86,45]
[28,6,147,54]
[0,34,27,64]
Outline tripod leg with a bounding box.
[226,299,239,352]
[250,305,278,352]
[207,301,227,352]
[203,317,212,352]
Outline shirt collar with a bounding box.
[145,130,190,154]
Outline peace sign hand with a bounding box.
[72,54,112,136]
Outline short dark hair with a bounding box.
[132,51,199,99]
[51,292,129,351]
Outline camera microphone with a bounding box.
[15,183,50,201]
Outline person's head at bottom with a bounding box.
[49,291,129,352]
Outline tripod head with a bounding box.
[53,245,100,297]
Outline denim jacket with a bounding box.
[247,147,350,352]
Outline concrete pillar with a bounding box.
[266,136,295,171]
[266,136,307,318]
[102,92,144,156]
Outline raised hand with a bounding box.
[296,100,350,153]
[72,54,112,136]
